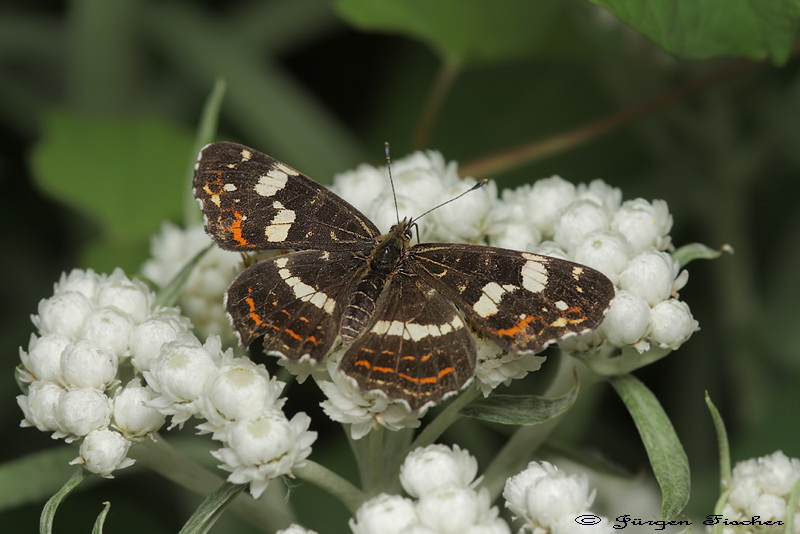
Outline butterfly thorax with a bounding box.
[339,219,413,343]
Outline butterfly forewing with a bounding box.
[340,271,476,411]
[193,142,380,251]
[409,244,615,354]
[226,250,367,362]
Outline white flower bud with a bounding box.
[350,493,419,534]
[212,411,316,498]
[429,177,497,243]
[489,222,542,252]
[400,444,479,498]
[112,380,165,438]
[553,200,610,252]
[599,290,650,348]
[96,268,152,323]
[576,179,622,217]
[416,487,493,533]
[145,336,219,402]
[199,358,285,433]
[130,309,191,372]
[80,306,134,357]
[510,177,577,237]
[20,334,69,383]
[276,525,320,534]
[612,198,672,252]
[571,230,631,284]
[71,428,135,478]
[33,291,94,338]
[648,299,698,349]
[54,268,104,299]
[60,340,118,390]
[330,163,390,216]
[18,381,64,431]
[55,387,113,441]
[504,461,594,529]
[619,251,680,306]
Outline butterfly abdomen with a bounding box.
[340,271,387,342]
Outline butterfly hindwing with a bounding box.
[340,271,476,411]
[225,249,367,362]
[409,244,615,354]
[193,142,380,251]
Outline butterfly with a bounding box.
[193,142,614,411]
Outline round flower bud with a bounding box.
[571,230,631,284]
[612,198,672,253]
[553,200,610,252]
[619,251,679,306]
[145,337,220,402]
[212,411,316,498]
[648,299,698,350]
[513,176,577,237]
[416,487,492,533]
[129,309,191,372]
[54,268,103,299]
[576,179,622,214]
[112,379,165,438]
[400,444,479,498]
[599,290,650,348]
[276,525,320,534]
[96,268,153,323]
[33,291,94,338]
[71,428,135,477]
[200,358,285,430]
[55,387,113,441]
[503,461,558,519]
[18,381,64,432]
[60,340,118,390]
[331,162,389,216]
[350,493,419,534]
[489,222,542,252]
[429,177,497,243]
[80,307,134,357]
[20,334,69,383]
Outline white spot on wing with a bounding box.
[240,149,252,162]
[277,264,336,313]
[370,316,463,341]
[521,254,548,293]
[255,169,289,197]
[473,281,520,318]
[265,201,296,242]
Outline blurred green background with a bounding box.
[2,0,800,532]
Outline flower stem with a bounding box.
[293,460,365,514]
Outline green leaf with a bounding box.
[40,468,91,534]
[609,374,690,520]
[590,0,800,65]
[672,242,733,268]
[30,110,194,271]
[177,482,247,534]
[92,502,111,534]
[461,381,579,425]
[705,392,731,488]
[335,0,568,65]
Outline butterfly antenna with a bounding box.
[411,178,489,224]
[385,142,401,225]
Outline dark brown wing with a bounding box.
[226,250,367,361]
[340,272,476,411]
[193,142,380,251]
[408,243,614,354]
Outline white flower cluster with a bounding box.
[141,222,242,341]
[17,268,181,476]
[333,153,698,381]
[711,451,800,533]
[17,268,315,496]
[504,461,613,534]
[493,177,697,371]
[351,444,510,534]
